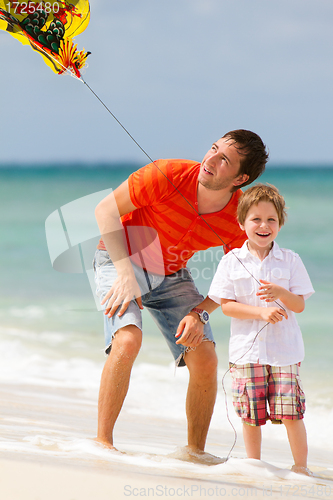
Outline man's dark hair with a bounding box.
[222,129,269,192]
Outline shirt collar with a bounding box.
[238,241,251,259]
[270,241,284,260]
[238,240,284,260]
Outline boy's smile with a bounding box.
[240,201,281,259]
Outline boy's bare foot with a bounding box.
[291,465,313,476]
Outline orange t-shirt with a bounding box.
[98,159,247,275]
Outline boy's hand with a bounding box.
[260,306,288,324]
[257,279,284,303]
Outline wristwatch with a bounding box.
[191,307,210,324]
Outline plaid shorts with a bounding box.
[229,363,306,426]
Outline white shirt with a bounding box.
[208,241,314,366]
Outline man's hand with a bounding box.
[102,273,143,317]
[175,312,205,348]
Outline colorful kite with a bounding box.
[0,0,90,77]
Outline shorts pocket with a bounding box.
[232,380,250,420]
[295,375,306,415]
[94,250,112,268]
[180,268,195,283]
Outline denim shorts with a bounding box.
[93,249,215,366]
[230,362,306,426]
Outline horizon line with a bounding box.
[1,161,333,170]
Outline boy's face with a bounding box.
[239,201,280,253]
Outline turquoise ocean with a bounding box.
[1,164,333,490]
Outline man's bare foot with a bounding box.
[168,446,226,466]
[291,465,313,476]
[93,438,120,452]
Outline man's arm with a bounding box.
[175,297,220,348]
[95,180,143,317]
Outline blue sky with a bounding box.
[1,0,333,166]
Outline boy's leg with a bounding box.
[268,365,311,474]
[283,419,308,470]
[242,422,262,459]
[268,364,309,472]
[229,363,269,460]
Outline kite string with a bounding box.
[81,78,156,164]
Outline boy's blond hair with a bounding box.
[237,184,287,227]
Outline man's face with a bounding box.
[198,137,245,191]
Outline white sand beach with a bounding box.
[1,455,332,500]
[1,376,333,500]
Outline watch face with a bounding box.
[202,311,209,323]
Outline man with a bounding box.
[93,129,269,459]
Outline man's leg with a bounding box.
[183,340,218,452]
[96,325,142,448]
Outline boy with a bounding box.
[208,184,314,475]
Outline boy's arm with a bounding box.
[257,280,305,313]
[221,299,288,324]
